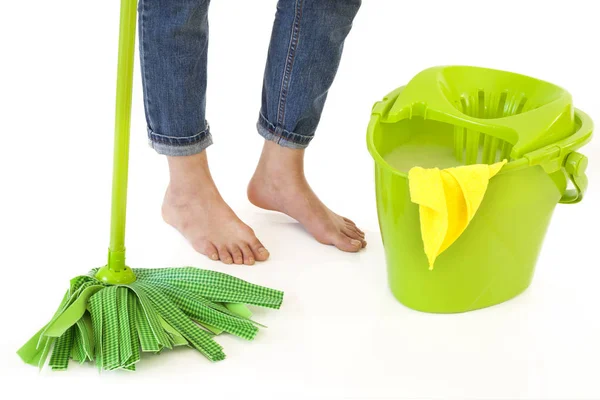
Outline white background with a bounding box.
[1,0,599,399]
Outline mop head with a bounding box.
[18,267,284,371]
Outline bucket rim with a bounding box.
[367,106,592,178]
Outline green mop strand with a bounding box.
[17,0,283,371]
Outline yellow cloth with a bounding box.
[408,160,507,269]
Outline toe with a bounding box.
[342,226,365,242]
[217,246,233,264]
[194,241,219,261]
[250,240,270,261]
[345,223,365,238]
[353,226,365,237]
[230,245,244,265]
[343,217,357,226]
[349,229,367,247]
[333,233,362,253]
[241,244,255,265]
[343,217,365,235]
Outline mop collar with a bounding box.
[95,249,136,284]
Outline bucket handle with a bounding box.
[560,152,588,204]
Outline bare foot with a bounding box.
[248,141,366,252]
[162,151,269,265]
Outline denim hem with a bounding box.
[148,122,211,145]
[257,113,313,150]
[148,126,213,156]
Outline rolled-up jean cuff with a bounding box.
[257,113,313,150]
[147,126,213,156]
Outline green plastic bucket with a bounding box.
[367,66,593,313]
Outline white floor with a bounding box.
[3,195,600,400]
[1,1,599,399]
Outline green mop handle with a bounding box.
[107,0,137,272]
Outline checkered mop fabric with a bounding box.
[17,267,284,371]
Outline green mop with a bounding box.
[17,0,283,371]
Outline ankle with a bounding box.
[254,140,306,185]
[166,152,217,194]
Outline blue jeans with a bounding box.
[139,0,361,156]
